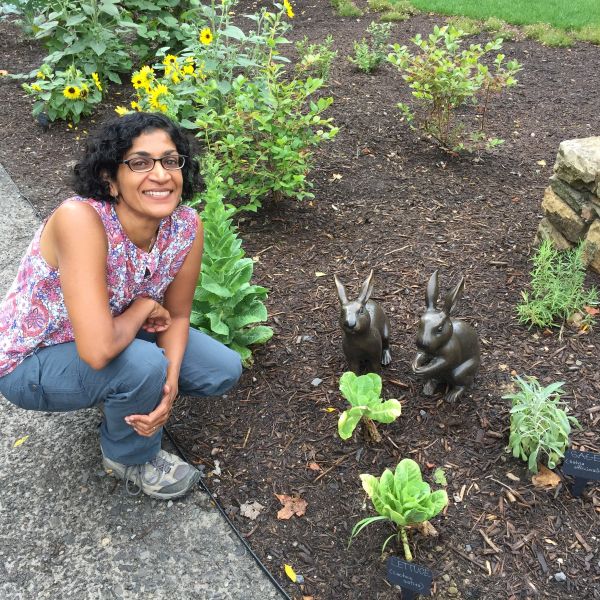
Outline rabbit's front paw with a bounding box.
[422,378,439,396]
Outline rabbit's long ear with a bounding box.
[334,274,348,305]
[425,270,439,309]
[444,277,465,315]
[358,270,374,305]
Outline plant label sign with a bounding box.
[563,449,600,497]
[387,557,432,599]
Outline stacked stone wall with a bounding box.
[536,137,600,272]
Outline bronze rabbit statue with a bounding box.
[412,270,480,402]
[334,270,391,374]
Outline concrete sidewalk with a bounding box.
[0,163,283,600]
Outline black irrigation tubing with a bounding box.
[164,425,293,600]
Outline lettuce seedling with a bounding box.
[337,372,401,441]
[350,459,448,561]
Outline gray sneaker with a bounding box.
[103,449,201,500]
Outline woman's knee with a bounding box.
[108,340,168,392]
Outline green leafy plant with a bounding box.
[29,0,136,83]
[523,23,573,47]
[22,63,103,124]
[121,0,337,211]
[350,459,448,561]
[387,24,522,153]
[337,372,401,442]
[446,16,482,35]
[517,240,598,329]
[188,158,273,366]
[348,21,392,73]
[330,0,362,17]
[503,375,581,473]
[295,35,338,82]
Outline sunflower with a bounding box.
[92,72,102,92]
[140,65,155,79]
[182,64,195,76]
[131,73,145,89]
[130,100,140,110]
[171,73,181,84]
[115,106,129,116]
[163,54,178,66]
[199,27,213,45]
[283,0,294,18]
[63,85,81,100]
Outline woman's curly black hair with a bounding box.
[73,112,202,203]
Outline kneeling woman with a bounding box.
[0,112,241,500]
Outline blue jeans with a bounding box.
[0,328,242,465]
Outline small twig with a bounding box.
[451,547,489,572]
[314,453,353,482]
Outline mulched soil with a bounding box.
[1,2,600,599]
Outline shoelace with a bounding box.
[123,456,175,496]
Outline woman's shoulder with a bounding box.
[50,197,105,230]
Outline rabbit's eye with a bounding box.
[436,325,444,333]
[359,307,365,314]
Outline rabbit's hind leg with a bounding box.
[381,345,391,366]
[446,385,466,403]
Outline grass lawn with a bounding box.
[406,0,600,30]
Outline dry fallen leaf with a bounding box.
[330,173,342,181]
[307,462,322,472]
[276,494,308,520]
[13,435,29,448]
[314,271,326,277]
[532,464,561,489]
[324,407,337,413]
[584,306,600,316]
[506,472,520,482]
[536,159,547,166]
[0,69,8,77]
[239,500,265,520]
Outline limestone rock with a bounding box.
[554,137,600,194]
[541,187,586,243]
[535,217,573,251]
[549,175,593,213]
[583,220,600,273]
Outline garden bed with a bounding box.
[1,1,599,599]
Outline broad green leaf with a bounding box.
[338,407,364,440]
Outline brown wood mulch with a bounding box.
[0,1,599,598]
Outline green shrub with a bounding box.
[368,0,393,12]
[517,240,598,329]
[337,372,402,441]
[380,10,411,22]
[22,64,103,124]
[295,34,338,82]
[187,159,273,366]
[446,16,482,35]
[120,0,338,211]
[387,24,521,153]
[523,23,573,47]
[503,376,580,473]
[331,0,363,17]
[350,459,448,561]
[482,17,506,32]
[575,24,600,45]
[349,22,393,73]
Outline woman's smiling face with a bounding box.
[110,128,184,222]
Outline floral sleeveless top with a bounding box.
[0,197,198,377]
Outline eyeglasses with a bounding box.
[121,154,187,173]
